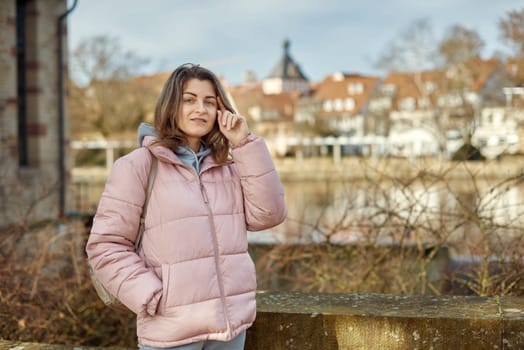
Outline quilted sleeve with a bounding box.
[231,134,287,231]
[85,150,162,315]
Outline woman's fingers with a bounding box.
[224,111,238,130]
[217,106,240,131]
[216,97,248,142]
[217,97,232,129]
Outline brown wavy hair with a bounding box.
[153,63,235,163]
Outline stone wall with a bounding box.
[0,0,69,226]
[1,292,522,349]
[245,291,524,350]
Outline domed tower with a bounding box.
[262,39,310,95]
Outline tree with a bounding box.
[373,19,448,155]
[498,8,524,85]
[68,35,158,138]
[451,143,485,161]
[371,20,503,157]
[374,18,439,73]
[438,25,485,66]
[70,35,148,86]
[499,8,524,57]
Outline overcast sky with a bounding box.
[67,0,523,85]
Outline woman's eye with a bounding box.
[205,100,217,107]
[184,98,195,104]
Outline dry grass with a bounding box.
[0,219,137,347]
[254,158,524,297]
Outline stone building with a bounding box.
[262,39,310,95]
[229,39,310,155]
[0,0,71,226]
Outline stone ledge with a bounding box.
[0,341,126,350]
[2,292,523,350]
[246,291,524,349]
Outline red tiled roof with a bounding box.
[228,83,264,117]
[383,70,443,100]
[461,57,500,92]
[313,73,380,117]
[382,58,502,110]
[229,84,299,120]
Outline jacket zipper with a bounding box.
[175,150,233,336]
[199,177,232,336]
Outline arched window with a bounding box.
[323,100,333,112]
[334,98,344,111]
[344,98,355,111]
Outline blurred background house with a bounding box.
[229,40,524,160]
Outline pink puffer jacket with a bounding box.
[86,134,287,347]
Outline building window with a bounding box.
[424,82,436,93]
[493,113,503,126]
[16,0,28,166]
[347,82,364,95]
[381,84,396,96]
[465,92,478,105]
[369,97,391,111]
[334,98,343,111]
[418,97,430,108]
[437,94,462,108]
[344,98,355,111]
[323,100,333,112]
[399,97,416,111]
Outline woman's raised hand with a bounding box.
[217,97,249,146]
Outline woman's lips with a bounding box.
[190,118,208,123]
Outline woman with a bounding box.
[86,63,287,349]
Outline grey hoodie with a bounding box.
[137,122,211,174]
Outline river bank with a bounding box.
[72,155,524,182]
[273,155,524,181]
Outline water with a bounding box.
[71,166,524,257]
[254,177,524,257]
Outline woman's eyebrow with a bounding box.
[182,92,216,100]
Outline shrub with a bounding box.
[451,143,485,161]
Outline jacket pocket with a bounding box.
[160,263,171,310]
[159,258,221,309]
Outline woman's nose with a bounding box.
[195,101,206,112]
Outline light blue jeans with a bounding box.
[139,331,246,350]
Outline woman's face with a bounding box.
[177,78,218,151]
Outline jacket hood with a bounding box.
[138,122,157,147]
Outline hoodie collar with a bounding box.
[174,144,211,174]
[138,123,215,173]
